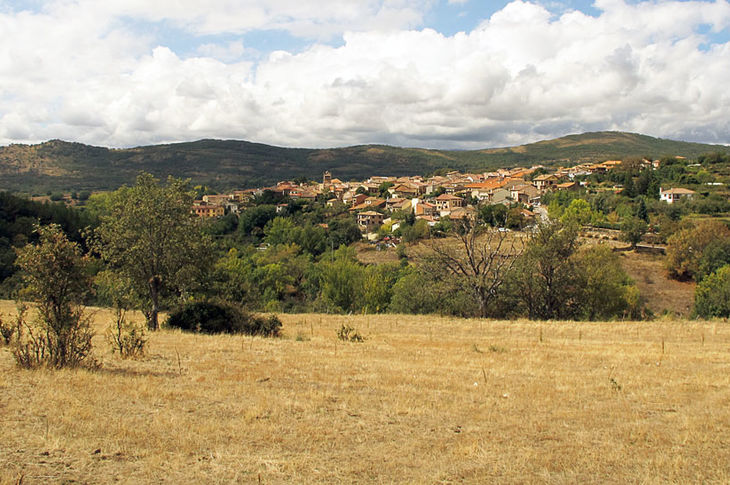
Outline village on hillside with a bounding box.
[193,158,696,238]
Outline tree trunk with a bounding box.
[147,276,161,331]
[476,287,489,319]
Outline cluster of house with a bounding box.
[193,160,697,236]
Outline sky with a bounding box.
[0,0,729,150]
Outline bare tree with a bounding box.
[426,217,523,318]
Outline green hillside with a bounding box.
[0,132,727,193]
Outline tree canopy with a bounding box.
[93,173,213,330]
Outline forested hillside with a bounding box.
[1,132,727,193]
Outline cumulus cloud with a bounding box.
[0,0,729,149]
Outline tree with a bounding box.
[560,199,594,226]
[694,265,730,318]
[509,221,582,320]
[14,224,94,368]
[666,220,730,280]
[479,204,507,227]
[620,216,647,248]
[426,218,523,318]
[315,246,364,313]
[362,263,402,313]
[576,245,640,320]
[622,173,635,198]
[636,197,648,222]
[238,205,277,238]
[402,219,430,243]
[93,173,212,330]
[379,182,394,198]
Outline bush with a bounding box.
[694,265,730,318]
[337,324,364,342]
[667,220,730,280]
[13,225,95,369]
[13,303,95,369]
[166,301,281,337]
[0,313,15,345]
[107,312,147,358]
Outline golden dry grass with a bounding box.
[2,300,730,483]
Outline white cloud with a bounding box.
[0,0,729,149]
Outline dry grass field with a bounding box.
[2,300,730,483]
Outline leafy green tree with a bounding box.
[294,224,327,256]
[636,168,660,199]
[252,243,310,310]
[203,212,238,236]
[576,245,640,320]
[666,220,730,280]
[315,246,364,312]
[402,219,430,243]
[13,224,94,368]
[254,189,286,205]
[389,266,478,317]
[264,217,327,256]
[327,216,362,248]
[479,204,507,227]
[430,186,446,197]
[238,205,277,238]
[620,216,648,248]
[696,238,730,282]
[362,263,402,313]
[698,152,730,165]
[212,247,260,307]
[509,221,582,320]
[93,173,212,330]
[694,265,730,318]
[389,268,440,314]
[636,197,648,222]
[560,199,594,226]
[622,173,635,198]
[379,182,395,198]
[264,217,297,246]
[505,207,527,229]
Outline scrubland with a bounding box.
[2,300,730,483]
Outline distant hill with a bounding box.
[0,131,727,193]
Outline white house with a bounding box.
[660,187,696,204]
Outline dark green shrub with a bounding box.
[166,301,281,337]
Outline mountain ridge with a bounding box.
[1,131,728,193]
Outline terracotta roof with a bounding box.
[465,179,506,190]
[435,193,463,200]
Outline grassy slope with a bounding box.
[1,302,729,483]
[1,132,728,193]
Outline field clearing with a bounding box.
[2,301,730,483]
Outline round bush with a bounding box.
[694,265,730,319]
[166,301,281,336]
